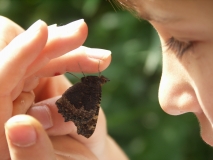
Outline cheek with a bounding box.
[183,51,213,125]
[192,80,213,125]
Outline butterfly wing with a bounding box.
[56,81,102,138]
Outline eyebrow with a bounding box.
[135,2,181,23]
[139,10,180,23]
[138,10,153,21]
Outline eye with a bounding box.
[165,37,194,58]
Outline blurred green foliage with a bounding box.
[0,0,212,159]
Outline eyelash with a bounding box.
[165,37,193,58]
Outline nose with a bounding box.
[158,55,201,115]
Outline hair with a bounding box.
[110,0,141,16]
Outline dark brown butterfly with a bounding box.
[56,75,109,138]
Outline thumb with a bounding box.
[5,115,55,160]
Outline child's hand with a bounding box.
[0,16,121,159]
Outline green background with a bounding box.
[0,0,212,159]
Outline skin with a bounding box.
[0,16,128,159]
[115,0,213,146]
[5,0,213,158]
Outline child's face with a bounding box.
[118,0,213,145]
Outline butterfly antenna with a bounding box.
[98,60,101,77]
[67,72,80,80]
[78,62,86,77]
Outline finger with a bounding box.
[27,96,107,144]
[0,20,48,95]
[51,136,98,160]
[12,91,35,115]
[25,19,88,78]
[28,97,108,158]
[33,75,71,102]
[23,46,111,92]
[0,95,14,160]
[69,108,108,157]
[5,115,55,160]
[36,46,111,76]
[27,97,73,133]
[0,16,24,50]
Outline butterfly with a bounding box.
[56,75,109,138]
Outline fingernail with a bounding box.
[48,24,57,32]
[48,24,57,28]
[26,19,43,34]
[5,116,37,147]
[27,105,53,130]
[59,19,84,37]
[85,47,112,59]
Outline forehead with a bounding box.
[141,1,207,21]
[115,0,213,23]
